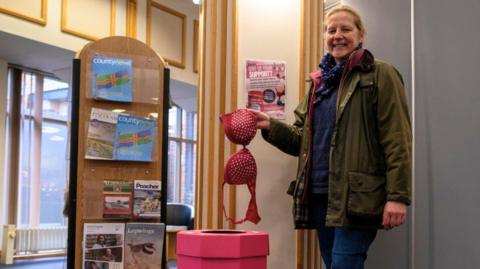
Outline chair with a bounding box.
[165,203,194,261]
[166,203,194,229]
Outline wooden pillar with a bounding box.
[194,0,238,230]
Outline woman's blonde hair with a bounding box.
[324,5,366,35]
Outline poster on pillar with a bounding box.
[245,59,286,120]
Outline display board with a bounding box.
[67,36,169,269]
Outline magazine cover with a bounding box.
[245,59,286,120]
[83,223,125,269]
[124,223,165,269]
[92,56,133,102]
[114,114,156,162]
[86,108,118,160]
[133,180,161,219]
[103,180,133,219]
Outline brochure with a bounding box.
[86,108,118,160]
[103,180,133,219]
[92,56,133,102]
[124,223,165,269]
[83,223,125,269]
[114,114,156,162]
[133,180,161,219]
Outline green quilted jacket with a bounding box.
[262,49,412,229]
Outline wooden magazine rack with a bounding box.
[67,36,169,269]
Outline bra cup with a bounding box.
[220,109,257,146]
[224,148,257,185]
[220,109,260,224]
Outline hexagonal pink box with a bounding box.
[177,230,269,269]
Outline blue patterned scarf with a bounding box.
[317,44,362,96]
[317,54,346,96]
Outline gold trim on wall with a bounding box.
[206,0,217,229]
[317,0,324,63]
[194,0,207,229]
[296,230,305,269]
[309,0,315,71]
[228,0,238,230]
[61,0,116,41]
[299,0,307,100]
[146,1,187,69]
[296,1,307,268]
[193,20,199,73]
[126,0,137,38]
[0,0,47,25]
[216,0,228,229]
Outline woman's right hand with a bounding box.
[249,109,271,130]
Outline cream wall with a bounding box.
[0,0,198,84]
[0,59,7,251]
[0,0,198,251]
[0,0,92,53]
[137,0,199,85]
[236,1,301,269]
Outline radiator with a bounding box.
[14,226,68,253]
[1,225,67,264]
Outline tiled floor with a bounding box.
[0,258,177,269]
[0,257,67,269]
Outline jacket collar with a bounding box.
[309,49,375,83]
[344,48,375,73]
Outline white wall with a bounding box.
[342,1,412,268]
[139,0,200,85]
[0,0,199,84]
[0,0,90,53]
[0,0,198,251]
[0,59,8,251]
[414,0,480,268]
[236,1,301,268]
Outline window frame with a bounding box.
[167,104,196,206]
[5,66,70,227]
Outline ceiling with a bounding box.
[0,31,74,75]
[0,31,196,112]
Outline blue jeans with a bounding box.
[310,193,377,269]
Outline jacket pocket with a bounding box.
[286,180,296,196]
[347,172,386,218]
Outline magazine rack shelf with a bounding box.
[67,36,169,269]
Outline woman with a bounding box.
[92,235,107,249]
[254,5,411,269]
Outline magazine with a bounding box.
[114,114,156,162]
[124,223,165,269]
[92,56,133,102]
[133,180,161,219]
[86,108,118,160]
[83,223,125,269]
[103,180,133,219]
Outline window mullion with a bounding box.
[7,68,22,225]
[30,74,44,226]
[176,141,182,202]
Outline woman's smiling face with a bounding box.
[325,11,364,64]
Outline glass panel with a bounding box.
[168,106,180,137]
[21,72,35,117]
[18,119,34,225]
[3,69,12,213]
[15,72,71,226]
[180,142,196,206]
[43,78,70,121]
[167,141,179,202]
[39,121,68,225]
[182,111,197,140]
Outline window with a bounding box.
[5,67,70,227]
[167,105,197,206]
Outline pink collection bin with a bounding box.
[176,230,269,269]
